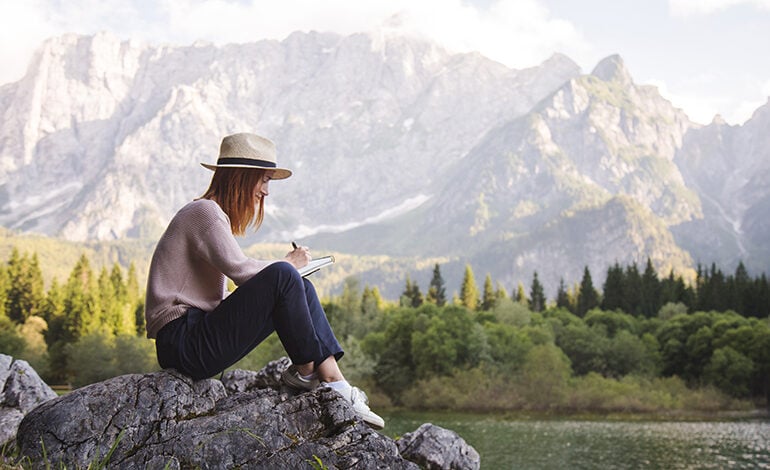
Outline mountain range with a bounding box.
[0,30,767,298]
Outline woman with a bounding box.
[144,132,383,429]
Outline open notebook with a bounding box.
[298,256,335,277]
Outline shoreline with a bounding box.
[382,407,770,422]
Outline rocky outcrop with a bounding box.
[12,356,480,469]
[0,354,57,448]
[397,423,481,470]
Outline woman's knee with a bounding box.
[247,261,302,285]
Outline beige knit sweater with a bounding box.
[144,199,278,338]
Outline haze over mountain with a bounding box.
[0,31,767,297]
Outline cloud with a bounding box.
[648,75,767,125]
[0,1,57,84]
[158,0,591,69]
[669,0,770,16]
[0,0,591,85]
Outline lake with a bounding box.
[381,411,770,469]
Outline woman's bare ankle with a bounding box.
[316,356,345,383]
[296,362,314,377]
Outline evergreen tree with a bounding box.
[660,269,684,308]
[698,263,727,312]
[514,282,527,305]
[640,258,661,317]
[125,262,143,333]
[751,274,770,318]
[5,249,45,324]
[42,279,66,347]
[361,285,383,317]
[107,263,136,336]
[400,275,423,308]
[528,271,546,312]
[62,254,101,342]
[495,282,508,301]
[601,263,624,311]
[426,264,447,307]
[0,313,25,357]
[0,263,8,319]
[623,263,642,316]
[460,264,479,311]
[98,267,118,333]
[576,266,600,317]
[357,284,383,337]
[555,277,573,312]
[481,274,496,311]
[731,261,750,315]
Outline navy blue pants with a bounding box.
[155,262,343,380]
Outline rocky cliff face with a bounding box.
[0,31,579,244]
[673,100,770,269]
[2,354,480,469]
[306,54,705,290]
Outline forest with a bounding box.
[1,247,768,412]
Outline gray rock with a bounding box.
[0,354,57,448]
[221,356,290,393]
[16,360,420,469]
[397,423,481,470]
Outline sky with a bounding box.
[1,0,769,125]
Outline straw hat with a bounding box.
[201,133,292,179]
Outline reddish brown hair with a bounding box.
[200,168,266,235]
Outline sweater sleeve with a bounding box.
[192,203,278,286]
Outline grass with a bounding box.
[0,431,124,470]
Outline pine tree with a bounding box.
[0,265,8,319]
[400,275,423,308]
[481,274,496,311]
[426,263,447,307]
[108,263,135,336]
[460,264,479,311]
[5,249,45,324]
[660,269,681,306]
[623,263,642,316]
[358,284,383,337]
[409,278,423,308]
[361,285,383,318]
[698,263,727,312]
[127,262,145,335]
[514,282,527,305]
[601,262,624,311]
[750,273,770,318]
[576,266,600,317]
[42,279,66,347]
[528,271,546,312]
[495,282,508,301]
[555,277,572,312]
[63,254,101,341]
[98,267,118,333]
[732,261,750,315]
[640,258,661,317]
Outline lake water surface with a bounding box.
[382,411,770,469]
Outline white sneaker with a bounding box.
[323,383,385,430]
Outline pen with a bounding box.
[291,241,298,250]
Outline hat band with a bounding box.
[216,157,276,168]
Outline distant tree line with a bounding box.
[0,248,154,386]
[1,246,768,412]
[398,259,770,319]
[323,259,769,409]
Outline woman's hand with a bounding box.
[285,245,311,269]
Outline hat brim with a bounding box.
[200,163,292,179]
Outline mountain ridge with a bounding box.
[0,31,767,297]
